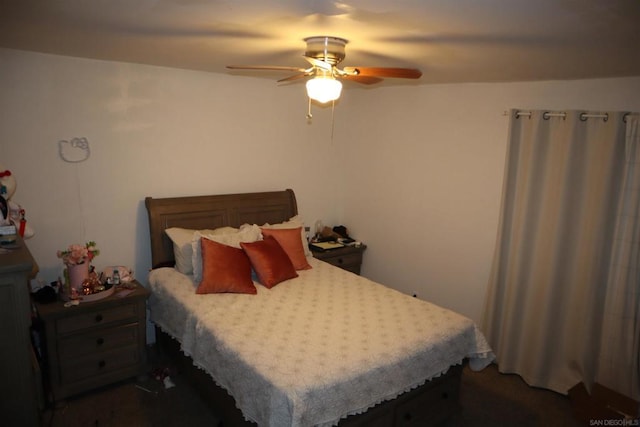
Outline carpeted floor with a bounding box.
[41,346,582,427]
[449,364,581,427]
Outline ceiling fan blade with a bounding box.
[227,65,307,73]
[278,73,312,83]
[302,56,332,71]
[340,75,384,85]
[343,67,422,79]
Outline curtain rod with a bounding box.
[516,111,609,121]
[504,110,638,123]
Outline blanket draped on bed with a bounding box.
[148,258,494,427]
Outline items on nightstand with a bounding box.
[311,225,343,242]
[310,224,358,245]
[103,265,134,284]
[55,244,135,303]
[57,241,100,300]
[311,242,367,275]
[313,220,324,241]
[0,224,17,244]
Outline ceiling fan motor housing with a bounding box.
[304,36,347,65]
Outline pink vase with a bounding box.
[68,262,90,295]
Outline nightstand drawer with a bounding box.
[321,252,362,268]
[58,322,139,359]
[56,303,138,334]
[311,244,366,275]
[59,344,140,384]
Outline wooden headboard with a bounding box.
[145,189,298,269]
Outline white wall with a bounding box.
[339,77,640,324]
[0,48,346,286]
[2,47,639,329]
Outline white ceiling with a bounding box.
[1,0,639,87]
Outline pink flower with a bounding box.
[57,241,100,265]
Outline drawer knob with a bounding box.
[96,337,104,346]
[98,360,106,368]
[404,412,413,421]
[337,258,344,264]
[95,314,103,323]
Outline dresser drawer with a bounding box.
[59,344,140,384]
[56,303,138,334]
[58,322,139,359]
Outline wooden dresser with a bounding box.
[35,281,149,402]
[311,244,367,275]
[0,238,40,427]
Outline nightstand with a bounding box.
[34,280,150,402]
[311,244,367,275]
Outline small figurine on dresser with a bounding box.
[0,163,35,239]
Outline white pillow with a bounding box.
[261,215,311,257]
[164,228,201,274]
[192,224,262,284]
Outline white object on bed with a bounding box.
[164,227,232,274]
[148,258,494,427]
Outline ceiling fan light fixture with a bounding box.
[306,76,342,103]
[228,35,421,108]
[304,36,347,65]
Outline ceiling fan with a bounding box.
[227,36,422,104]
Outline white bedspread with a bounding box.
[148,257,494,427]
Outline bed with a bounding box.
[145,189,494,427]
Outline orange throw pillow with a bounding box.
[241,236,298,288]
[196,238,256,295]
[261,227,312,270]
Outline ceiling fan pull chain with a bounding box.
[330,100,336,143]
[306,97,313,120]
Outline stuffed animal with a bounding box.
[0,164,35,238]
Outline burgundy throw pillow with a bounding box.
[261,227,312,270]
[241,236,298,288]
[196,238,256,295]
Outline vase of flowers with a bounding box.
[57,241,99,299]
